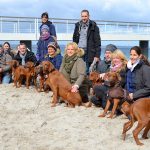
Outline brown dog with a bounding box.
[13,61,35,89]
[89,71,103,86]
[98,71,129,118]
[42,61,82,107]
[121,98,150,145]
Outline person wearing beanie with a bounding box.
[40,12,56,38]
[36,12,57,63]
[85,44,117,107]
[44,42,63,70]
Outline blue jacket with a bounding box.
[44,53,63,70]
[36,36,55,62]
[126,60,150,100]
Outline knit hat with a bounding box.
[41,24,49,31]
[105,44,117,53]
[47,42,57,51]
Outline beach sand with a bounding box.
[0,84,149,150]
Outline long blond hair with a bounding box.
[64,42,84,57]
[111,49,127,72]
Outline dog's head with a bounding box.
[25,61,34,69]
[89,71,102,85]
[104,71,121,87]
[42,61,55,74]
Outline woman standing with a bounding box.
[60,42,89,103]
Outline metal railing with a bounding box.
[1,16,150,35]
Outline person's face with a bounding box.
[41,29,49,35]
[42,16,48,23]
[105,51,112,61]
[0,47,3,54]
[19,45,27,55]
[67,45,75,57]
[130,49,140,64]
[81,12,89,23]
[48,46,56,56]
[3,43,10,51]
[112,57,122,66]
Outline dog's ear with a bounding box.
[48,62,55,72]
[12,60,19,68]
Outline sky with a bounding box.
[0,0,150,22]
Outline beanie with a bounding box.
[47,42,57,51]
[41,24,49,31]
[105,44,117,53]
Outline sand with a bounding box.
[0,84,149,150]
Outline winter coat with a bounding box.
[126,60,150,100]
[96,59,111,73]
[73,20,101,63]
[60,49,86,87]
[0,53,12,72]
[36,36,55,62]
[14,51,37,65]
[44,51,63,70]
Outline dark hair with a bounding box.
[130,46,150,66]
[130,46,141,56]
[19,43,27,48]
[3,41,11,48]
[41,12,49,19]
[140,54,150,66]
[81,9,89,16]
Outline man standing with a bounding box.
[73,9,101,74]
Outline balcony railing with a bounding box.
[1,16,150,35]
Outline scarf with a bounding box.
[110,62,123,72]
[63,54,78,74]
[19,53,27,65]
[127,59,140,72]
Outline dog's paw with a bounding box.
[98,114,106,117]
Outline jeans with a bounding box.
[82,53,92,75]
[2,73,11,84]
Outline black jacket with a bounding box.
[14,51,37,66]
[126,61,150,100]
[73,20,101,63]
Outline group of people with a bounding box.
[0,10,150,111]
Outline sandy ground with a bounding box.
[0,84,149,150]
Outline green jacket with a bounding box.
[60,57,86,87]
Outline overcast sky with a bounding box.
[0,0,150,22]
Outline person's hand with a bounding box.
[94,57,99,62]
[99,73,105,80]
[71,85,79,93]
[129,93,133,100]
